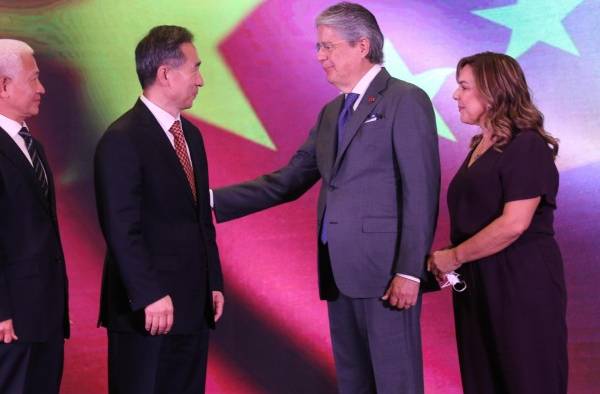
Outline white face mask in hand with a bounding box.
[441,271,467,292]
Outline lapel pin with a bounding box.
[367,96,376,103]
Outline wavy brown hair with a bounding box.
[457,52,559,157]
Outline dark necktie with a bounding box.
[321,93,360,244]
[18,127,49,198]
[336,93,360,156]
[168,120,197,202]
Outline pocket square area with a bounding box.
[364,113,383,124]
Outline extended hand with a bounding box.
[0,319,18,343]
[212,291,224,322]
[382,276,419,309]
[144,295,174,335]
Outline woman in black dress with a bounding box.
[428,52,567,394]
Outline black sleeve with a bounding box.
[0,170,13,321]
[196,132,224,292]
[94,130,166,311]
[499,131,558,207]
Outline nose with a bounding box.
[452,87,459,101]
[196,71,204,88]
[316,47,327,62]
[38,79,46,95]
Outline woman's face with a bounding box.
[453,65,488,127]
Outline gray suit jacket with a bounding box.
[214,68,440,299]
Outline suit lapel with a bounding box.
[34,139,56,214]
[184,121,212,219]
[182,119,203,206]
[133,100,196,207]
[317,95,344,181]
[0,128,51,212]
[332,68,390,175]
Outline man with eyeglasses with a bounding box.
[213,3,440,393]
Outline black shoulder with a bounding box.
[96,108,138,151]
[508,130,553,154]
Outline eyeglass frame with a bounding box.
[315,40,351,53]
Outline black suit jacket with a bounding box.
[0,127,69,341]
[95,99,223,334]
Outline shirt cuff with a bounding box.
[395,273,420,283]
[209,189,214,208]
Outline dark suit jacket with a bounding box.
[95,99,223,334]
[214,68,440,299]
[0,127,69,341]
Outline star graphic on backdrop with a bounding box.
[383,39,455,141]
[473,0,583,58]
[2,0,273,149]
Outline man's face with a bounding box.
[316,25,367,92]
[0,53,45,122]
[167,42,203,110]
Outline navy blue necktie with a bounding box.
[18,127,49,198]
[321,93,360,244]
[336,93,359,156]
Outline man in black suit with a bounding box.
[94,26,224,394]
[0,39,69,394]
[213,3,440,393]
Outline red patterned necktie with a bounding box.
[168,120,197,202]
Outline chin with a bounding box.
[459,115,473,125]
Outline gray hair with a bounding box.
[0,39,34,78]
[316,2,384,64]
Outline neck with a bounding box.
[337,62,375,93]
[0,107,24,124]
[143,87,179,118]
[480,127,494,141]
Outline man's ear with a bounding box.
[358,37,371,58]
[0,76,11,97]
[155,65,170,86]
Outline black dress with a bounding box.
[447,131,568,394]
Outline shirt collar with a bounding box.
[139,95,181,133]
[0,112,27,138]
[351,64,382,97]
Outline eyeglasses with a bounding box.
[315,40,346,53]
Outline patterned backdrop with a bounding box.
[2,0,599,392]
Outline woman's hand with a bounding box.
[428,248,462,280]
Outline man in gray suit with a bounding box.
[213,2,440,393]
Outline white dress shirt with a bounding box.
[347,64,382,110]
[0,113,33,165]
[139,95,193,166]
